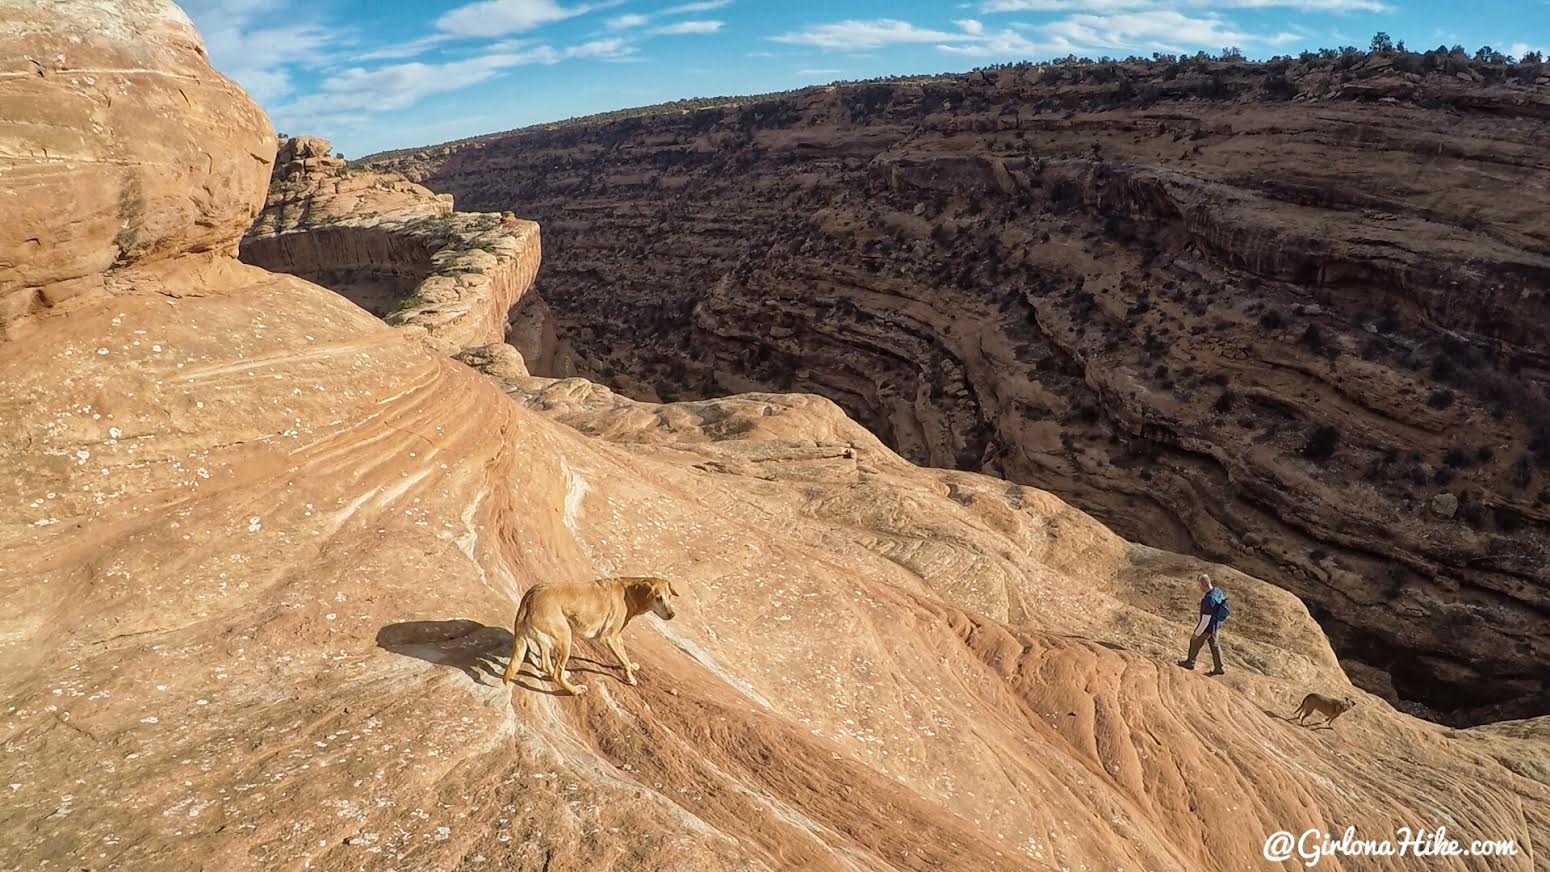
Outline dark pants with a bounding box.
[1186,628,1223,671]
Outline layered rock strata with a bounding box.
[369,57,1550,723]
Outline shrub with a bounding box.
[1457,502,1486,529]
[1259,310,1286,330]
[1376,308,1400,333]
[1299,324,1324,350]
[1494,506,1524,533]
[1429,354,1457,383]
[1300,425,1339,461]
[1512,455,1533,489]
[1426,389,1454,409]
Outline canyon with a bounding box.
[368,56,1550,724]
[2,2,1549,869]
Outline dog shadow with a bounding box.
[1262,709,1336,731]
[375,619,623,695]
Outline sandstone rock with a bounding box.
[369,61,1550,722]
[277,134,340,169]
[0,0,274,308]
[455,342,531,380]
[4,11,1550,871]
[1432,492,1460,519]
[240,144,541,355]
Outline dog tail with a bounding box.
[501,635,529,685]
[501,588,538,685]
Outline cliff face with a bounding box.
[370,59,1550,724]
[240,136,546,356]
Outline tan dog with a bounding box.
[1292,692,1356,727]
[501,576,679,694]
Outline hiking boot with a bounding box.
[1176,659,1195,670]
[1207,668,1225,676]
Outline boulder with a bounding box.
[0,0,273,306]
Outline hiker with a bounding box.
[1178,572,1229,675]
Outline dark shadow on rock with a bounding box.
[376,619,514,687]
[375,620,627,693]
[1262,708,1337,730]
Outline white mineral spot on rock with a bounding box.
[97,348,108,355]
[140,716,159,724]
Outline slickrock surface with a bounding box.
[240,136,542,355]
[369,58,1550,723]
[2,5,1548,869]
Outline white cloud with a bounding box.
[772,19,975,50]
[651,19,723,35]
[664,0,733,11]
[353,35,455,62]
[610,1,732,32]
[939,28,1041,56]
[796,67,845,76]
[568,37,637,58]
[435,0,590,38]
[1040,10,1254,52]
[1223,0,1388,8]
[1507,41,1548,59]
[774,9,1302,61]
[773,18,1040,57]
[272,38,634,126]
[181,0,335,106]
[608,13,651,29]
[981,0,1388,11]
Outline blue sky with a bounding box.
[181,0,1549,157]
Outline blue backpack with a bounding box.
[1214,594,1231,625]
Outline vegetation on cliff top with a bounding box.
[358,36,1547,165]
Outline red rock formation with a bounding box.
[0,0,274,315]
[3,6,1549,870]
[241,136,544,355]
[370,58,1550,723]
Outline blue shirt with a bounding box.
[1200,588,1227,631]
